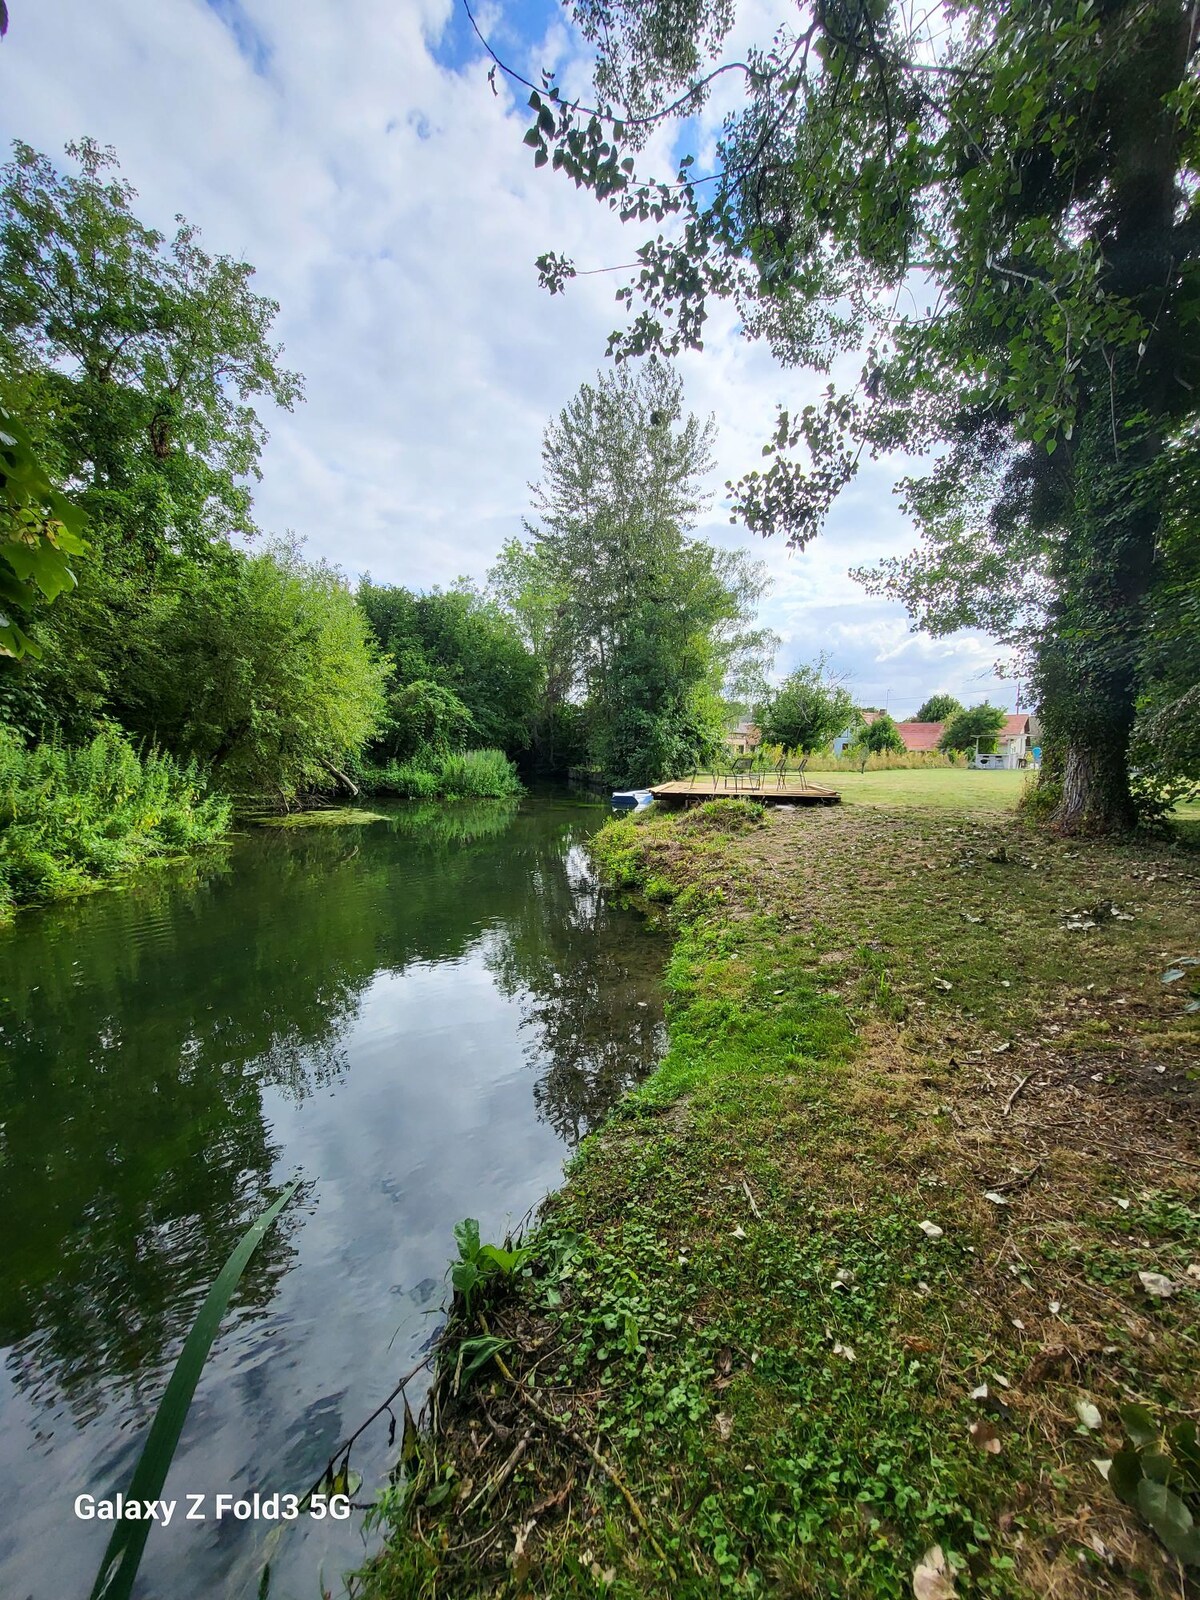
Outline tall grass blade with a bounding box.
[89,1178,301,1600]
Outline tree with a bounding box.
[758,662,856,755]
[939,704,1007,756]
[0,139,302,749]
[502,0,1200,832]
[913,694,963,725]
[376,679,476,765]
[357,580,540,757]
[128,542,389,799]
[0,140,301,559]
[513,362,775,782]
[856,711,905,756]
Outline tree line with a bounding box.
[0,142,781,907]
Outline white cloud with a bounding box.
[0,0,1017,716]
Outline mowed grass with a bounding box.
[826,766,1027,809]
[363,797,1199,1600]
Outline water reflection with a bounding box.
[0,793,664,1599]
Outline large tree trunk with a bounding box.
[1040,2,1188,835]
[1057,738,1137,835]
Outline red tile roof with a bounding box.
[860,710,1030,753]
[895,721,945,752]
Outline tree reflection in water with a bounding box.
[0,797,663,1429]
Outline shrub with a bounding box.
[358,748,522,801]
[0,726,230,919]
[436,749,523,799]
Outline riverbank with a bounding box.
[362,798,1199,1600]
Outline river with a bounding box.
[0,793,665,1599]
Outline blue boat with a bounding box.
[611,789,654,810]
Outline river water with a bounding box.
[0,793,665,1599]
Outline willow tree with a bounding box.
[500,0,1200,832]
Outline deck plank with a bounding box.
[649,778,840,805]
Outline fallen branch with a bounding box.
[464,1425,534,1514]
[1002,1073,1032,1116]
[490,1347,672,1568]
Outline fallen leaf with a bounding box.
[832,1341,856,1362]
[983,1191,1010,1206]
[715,1412,733,1441]
[1048,1300,1061,1314]
[1186,1264,1200,1281]
[730,1224,747,1240]
[969,1418,1002,1454]
[933,978,953,991]
[1137,1270,1175,1299]
[1115,1198,1130,1211]
[970,1383,989,1400]
[912,1544,957,1599]
[1075,1399,1102,1431]
[919,1220,944,1239]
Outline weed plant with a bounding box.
[360,747,523,800]
[0,725,230,918]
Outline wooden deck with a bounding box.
[650,777,840,805]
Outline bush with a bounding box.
[436,749,523,799]
[358,748,522,801]
[0,726,231,919]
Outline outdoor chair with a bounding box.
[773,752,809,790]
[732,754,764,792]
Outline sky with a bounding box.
[0,0,1020,717]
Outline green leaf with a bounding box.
[523,128,542,150]
[1169,1422,1200,1491]
[1136,1479,1200,1565]
[1120,1403,1159,1449]
[453,1217,481,1261]
[1108,1448,1143,1505]
[89,1178,301,1600]
[456,1334,510,1387]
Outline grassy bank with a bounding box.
[362,798,1199,1600]
[0,727,231,921]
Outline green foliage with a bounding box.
[88,1179,299,1600]
[0,139,301,561]
[361,747,523,801]
[435,749,523,799]
[913,695,963,724]
[939,704,1007,756]
[518,0,1200,831]
[358,581,540,758]
[451,1217,533,1321]
[505,363,775,785]
[126,542,389,801]
[0,405,87,658]
[378,679,475,764]
[757,662,857,755]
[1108,1403,1200,1566]
[854,711,905,757]
[0,724,230,919]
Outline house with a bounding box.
[971,714,1034,770]
[833,709,1037,766]
[724,720,761,756]
[832,713,943,756]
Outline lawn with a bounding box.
[363,796,1199,1600]
[824,766,1028,809]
